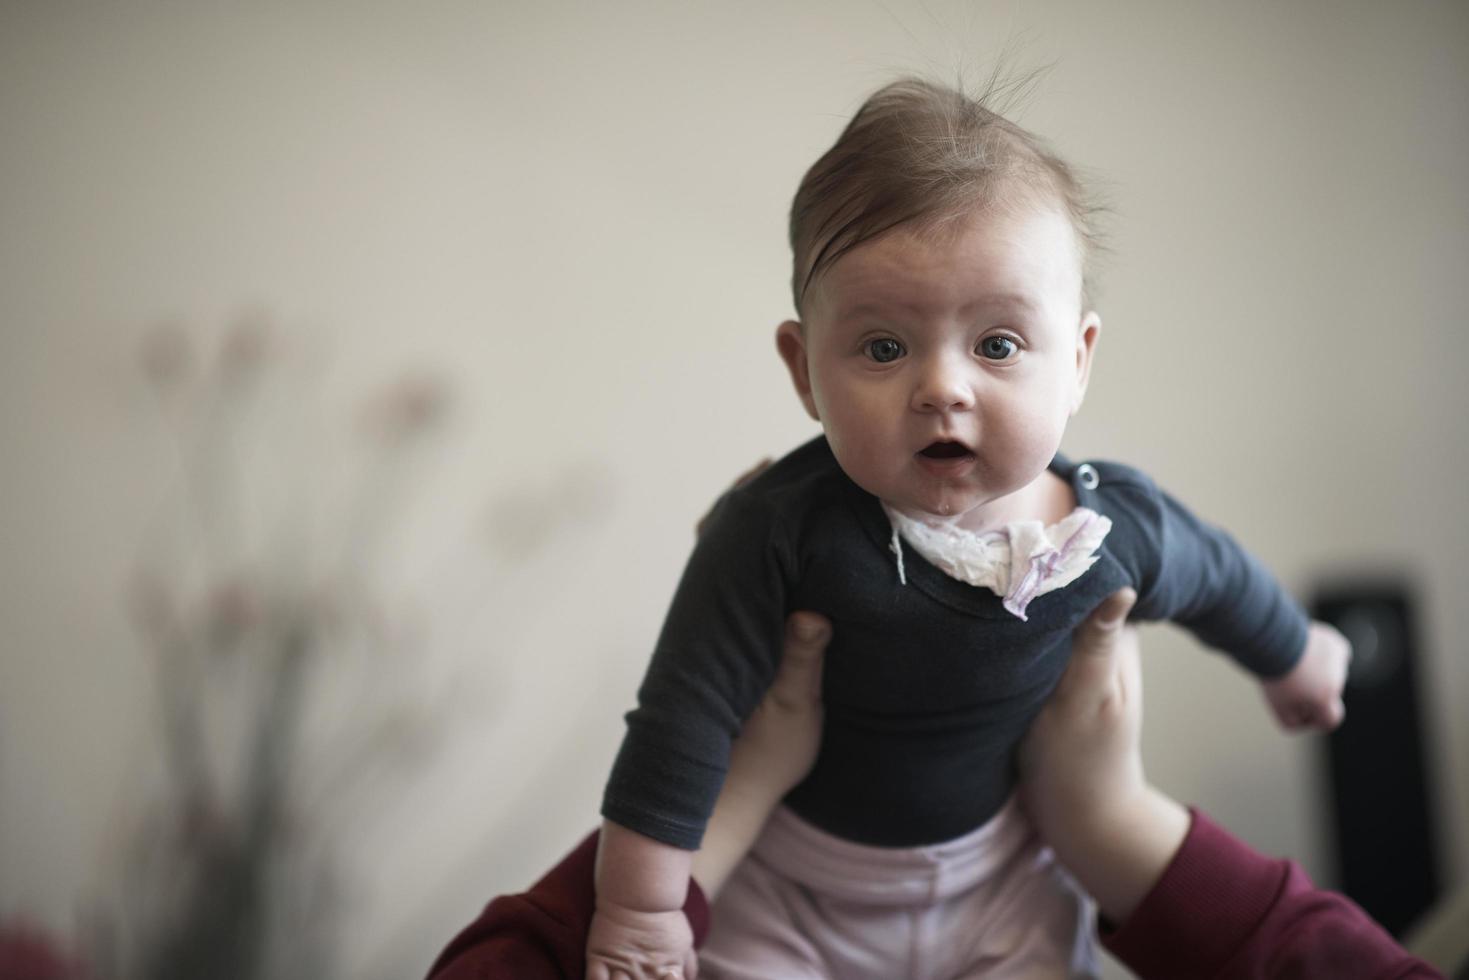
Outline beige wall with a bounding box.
[2,2,1466,976]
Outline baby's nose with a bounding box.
[911,359,975,413]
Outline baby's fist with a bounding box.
[1262,621,1351,731]
[587,902,697,980]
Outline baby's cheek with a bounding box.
[823,427,886,493]
[993,405,1064,465]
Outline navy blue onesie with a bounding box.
[603,436,1308,850]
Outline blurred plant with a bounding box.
[0,312,619,978]
[83,316,461,980]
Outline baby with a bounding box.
[588,78,1350,979]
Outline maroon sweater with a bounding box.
[1104,810,1442,979]
[425,811,1442,980]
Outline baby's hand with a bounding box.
[587,900,697,980]
[1262,620,1351,731]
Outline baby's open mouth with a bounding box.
[918,441,972,459]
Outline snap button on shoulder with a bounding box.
[1076,463,1100,490]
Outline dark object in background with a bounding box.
[1314,582,1440,938]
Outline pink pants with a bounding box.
[699,799,1096,980]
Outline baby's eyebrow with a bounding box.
[837,299,923,320]
[833,293,1042,322]
[964,292,1040,314]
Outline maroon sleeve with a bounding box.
[425,830,711,980]
[1102,808,1443,979]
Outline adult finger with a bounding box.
[694,457,774,537]
[730,457,774,491]
[1053,588,1137,702]
[765,612,829,711]
[1078,588,1137,652]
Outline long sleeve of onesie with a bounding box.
[1083,462,1309,678]
[602,488,798,850]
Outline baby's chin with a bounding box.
[884,478,1050,530]
[882,492,988,525]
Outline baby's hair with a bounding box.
[789,75,1103,316]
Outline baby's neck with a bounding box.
[891,470,1077,534]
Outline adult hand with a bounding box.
[691,610,829,899]
[1018,588,1190,924]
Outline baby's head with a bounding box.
[776,78,1104,527]
[788,77,1101,317]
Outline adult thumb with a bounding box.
[768,612,829,709]
[1092,590,1134,637]
[1057,588,1138,693]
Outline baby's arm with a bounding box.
[1111,467,1350,731]
[592,480,798,979]
[587,821,697,980]
[691,611,827,897]
[588,608,829,980]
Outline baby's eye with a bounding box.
[865,338,905,363]
[978,336,1019,361]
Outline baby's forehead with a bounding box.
[813,202,1084,311]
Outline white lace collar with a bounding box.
[882,504,1112,621]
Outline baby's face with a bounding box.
[777,203,1099,528]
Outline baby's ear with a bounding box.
[775,321,820,421]
[1071,312,1101,415]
